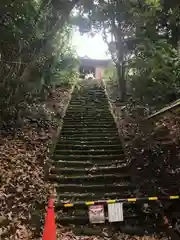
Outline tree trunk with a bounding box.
[178,40,180,59]
[116,44,126,102]
[116,62,126,102]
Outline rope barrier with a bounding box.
[57,195,180,208]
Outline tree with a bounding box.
[73,0,134,100]
[19,0,80,83]
[0,0,80,125]
[0,0,180,121]
[73,0,162,101]
[129,39,180,107]
[74,0,180,106]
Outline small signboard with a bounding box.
[88,204,105,223]
[108,203,124,222]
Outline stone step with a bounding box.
[61,128,118,133]
[52,154,125,161]
[67,109,109,112]
[56,139,122,145]
[54,149,124,156]
[55,182,133,193]
[65,112,112,117]
[60,132,118,137]
[63,121,115,126]
[73,90,105,94]
[61,125,117,130]
[57,191,133,201]
[70,226,106,237]
[68,103,109,106]
[72,95,107,98]
[67,100,106,104]
[71,225,148,237]
[59,136,120,141]
[50,164,129,175]
[72,92,106,95]
[61,127,118,132]
[64,116,114,120]
[68,106,110,111]
[56,214,137,225]
[63,121,116,126]
[64,115,113,120]
[71,95,107,99]
[71,98,107,101]
[63,118,114,123]
[72,95,106,99]
[69,103,109,108]
[50,160,127,168]
[69,101,109,106]
[66,109,110,112]
[62,123,116,128]
[65,111,112,115]
[48,173,131,184]
[49,81,135,227]
[66,109,111,112]
[55,143,122,150]
[56,216,151,237]
[72,94,107,97]
[52,158,125,165]
[66,113,111,117]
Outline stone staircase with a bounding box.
[48,81,135,225]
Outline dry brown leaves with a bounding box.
[0,125,50,239]
[55,226,165,240]
[109,85,180,194]
[0,85,165,240]
[0,87,71,239]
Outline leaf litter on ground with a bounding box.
[0,85,167,239]
[0,87,72,239]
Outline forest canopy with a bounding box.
[73,0,180,107]
[0,0,180,125]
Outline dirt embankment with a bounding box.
[0,87,72,239]
[105,81,180,196]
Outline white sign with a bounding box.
[88,205,105,223]
[108,203,124,222]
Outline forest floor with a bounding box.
[0,83,169,239]
[0,87,73,239]
[105,80,180,200]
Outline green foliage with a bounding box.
[42,26,79,87]
[51,55,79,87]
[129,39,180,107]
[0,0,79,124]
[53,69,79,86]
[103,63,117,82]
[74,0,180,106]
[145,0,161,8]
[1,0,180,124]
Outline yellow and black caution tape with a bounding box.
[59,195,180,208]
